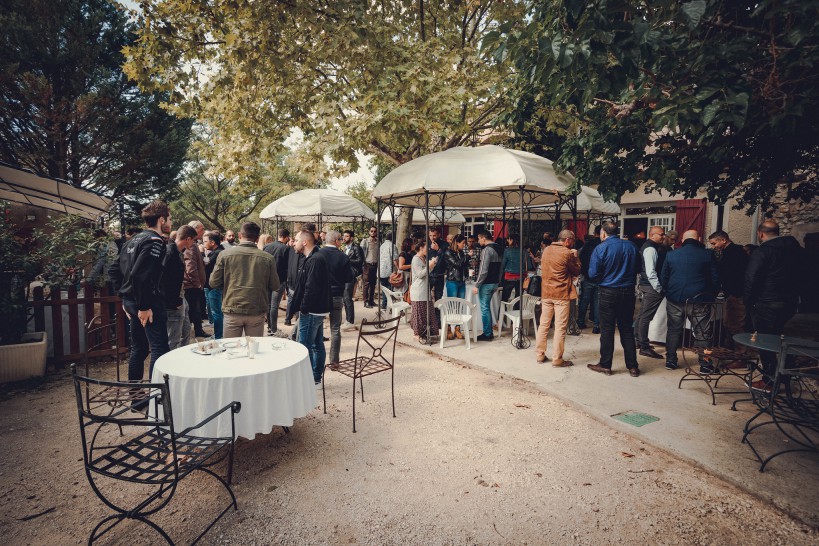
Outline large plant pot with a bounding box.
[0,332,48,383]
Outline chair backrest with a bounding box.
[682,295,722,348]
[380,284,404,302]
[774,340,819,398]
[521,293,539,315]
[352,314,402,374]
[84,314,123,380]
[71,364,176,477]
[437,297,473,318]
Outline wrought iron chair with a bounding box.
[677,296,757,405]
[497,293,539,339]
[71,365,240,544]
[435,297,475,349]
[380,284,411,323]
[84,314,125,380]
[742,340,819,471]
[322,314,401,432]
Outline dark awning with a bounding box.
[0,161,112,220]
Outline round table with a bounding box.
[733,332,819,353]
[152,338,316,439]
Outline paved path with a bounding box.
[354,301,819,526]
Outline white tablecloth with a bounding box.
[444,281,502,333]
[152,338,316,439]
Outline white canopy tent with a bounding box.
[378,206,465,226]
[259,188,375,224]
[372,145,572,208]
[372,145,575,350]
[0,162,112,220]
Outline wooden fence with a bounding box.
[29,284,127,366]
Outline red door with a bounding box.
[675,199,707,245]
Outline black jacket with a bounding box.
[110,230,166,311]
[291,247,332,314]
[428,238,449,277]
[443,247,469,282]
[320,246,355,297]
[160,242,185,309]
[203,246,221,289]
[716,242,748,298]
[286,247,304,292]
[578,238,600,277]
[345,241,365,277]
[264,240,291,288]
[744,235,803,308]
[638,239,665,287]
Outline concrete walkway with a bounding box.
[347,300,819,526]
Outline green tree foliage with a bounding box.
[0,0,192,215]
[123,1,524,182]
[492,0,819,209]
[344,179,376,213]
[171,137,313,232]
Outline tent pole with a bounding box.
[375,200,383,321]
[516,187,526,349]
[425,192,431,343]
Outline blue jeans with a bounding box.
[166,299,190,350]
[123,298,169,381]
[445,280,465,299]
[478,283,497,336]
[578,280,599,328]
[298,313,326,383]
[205,288,224,339]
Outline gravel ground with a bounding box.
[0,336,816,545]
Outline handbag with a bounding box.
[526,275,542,297]
[389,271,404,287]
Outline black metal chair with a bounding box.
[742,340,819,471]
[84,314,125,380]
[322,314,401,432]
[71,364,240,544]
[677,297,758,405]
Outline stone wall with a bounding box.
[765,184,819,236]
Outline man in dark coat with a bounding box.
[744,220,804,385]
[291,230,332,384]
[659,230,719,372]
[707,230,749,348]
[264,228,292,336]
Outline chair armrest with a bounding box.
[178,401,241,436]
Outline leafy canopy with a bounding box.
[171,132,314,232]
[0,0,192,213]
[492,0,819,209]
[123,0,525,181]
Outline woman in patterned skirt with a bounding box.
[410,240,440,343]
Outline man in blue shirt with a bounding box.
[587,222,641,377]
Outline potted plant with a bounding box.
[0,206,46,382]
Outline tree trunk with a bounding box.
[397,207,413,245]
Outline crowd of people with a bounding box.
[110,198,816,395]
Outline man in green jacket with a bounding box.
[210,222,280,337]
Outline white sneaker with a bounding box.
[342,322,357,331]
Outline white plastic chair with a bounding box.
[497,293,538,338]
[380,285,410,323]
[434,297,475,350]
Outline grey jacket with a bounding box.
[410,254,430,302]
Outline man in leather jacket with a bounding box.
[109,199,172,382]
[342,229,364,328]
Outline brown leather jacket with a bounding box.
[540,243,581,300]
[183,245,206,290]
